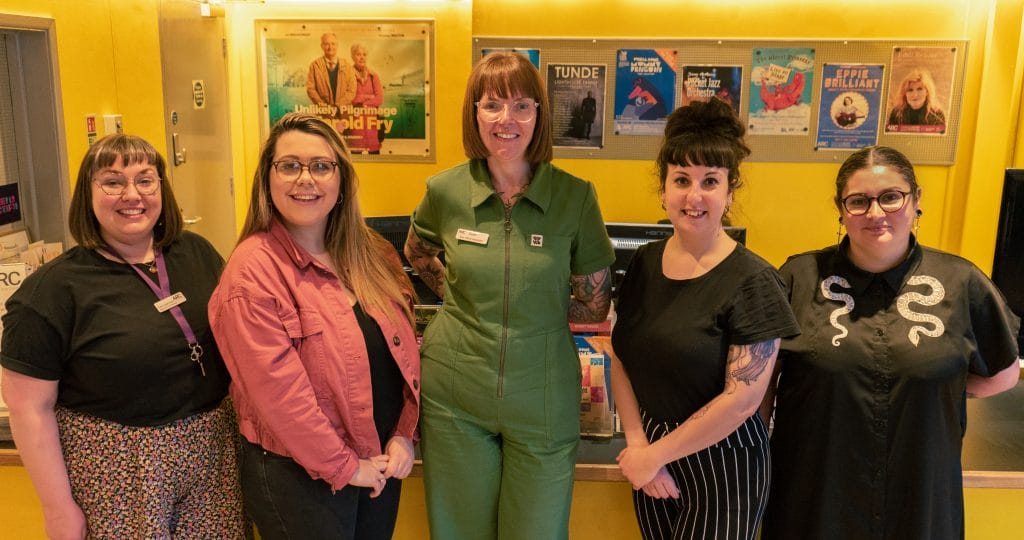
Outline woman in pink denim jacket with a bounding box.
[209,112,420,540]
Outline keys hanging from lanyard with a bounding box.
[189,342,206,377]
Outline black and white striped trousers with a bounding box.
[632,412,770,540]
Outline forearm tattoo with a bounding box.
[729,340,778,387]
[568,269,612,323]
[404,227,445,299]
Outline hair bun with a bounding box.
[664,98,745,141]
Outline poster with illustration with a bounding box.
[613,49,677,136]
[481,47,540,69]
[260,19,433,161]
[548,63,606,149]
[885,47,955,135]
[680,65,743,116]
[816,63,884,150]
[748,48,815,135]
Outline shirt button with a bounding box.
[875,328,884,336]
[393,336,401,346]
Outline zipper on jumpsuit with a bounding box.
[497,205,513,398]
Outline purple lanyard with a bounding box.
[113,247,206,376]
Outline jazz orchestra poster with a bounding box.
[548,63,606,149]
[259,19,434,161]
[748,48,816,135]
[815,63,884,150]
[680,65,743,116]
[613,49,677,136]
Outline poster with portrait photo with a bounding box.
[259,19,433,162]
[815,64,884,150]
[748,48,815,135]
[680,65,742,116]
[481,48,540,69]
[613,49,677,136]
[885,47,955,135]
[548,63,606,149]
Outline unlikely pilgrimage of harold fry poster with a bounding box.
[885,47,955,135]
[681,65,743,116]
[749,48,815,135]
[816,64,884,150]
[548,63,606,149]
[614,49,677,136]
[260,19,433,161]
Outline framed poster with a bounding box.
[258,19,434,162]
[748,48,815,135]
[884,46,955,135]
[613,48,677,136]
[681,65,743,116]
[548,63,606,149]
[815,63,884,150]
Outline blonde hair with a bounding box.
[242,112,414,325]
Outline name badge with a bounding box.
[530,234,543,247]
[456,228,489,245]
[154,292,187,313]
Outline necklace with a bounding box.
[497,181,531,209]
[142,258,157,273]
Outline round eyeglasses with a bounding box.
[841,190,911,216]
[272,160,339,182]
[474,99,539,123]
[93,175,161,196]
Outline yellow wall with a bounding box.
[0,0,167,188]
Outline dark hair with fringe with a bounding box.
[68,134,183,249]
[834,145,920,212]
[656,98,750,199]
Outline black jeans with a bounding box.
[239,439,402,540]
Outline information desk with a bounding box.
[3,385,1023,487]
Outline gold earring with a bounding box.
[836,217,845,245]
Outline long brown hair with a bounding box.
[242,112,414,324]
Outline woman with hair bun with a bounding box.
[593,98,800,539]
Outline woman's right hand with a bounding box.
[349,455,390,498]
[43,500,87,540]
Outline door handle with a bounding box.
[172,132,187,166]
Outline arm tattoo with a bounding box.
[729,339,778,387]
[568,268,612,323]
[404,227,445,299]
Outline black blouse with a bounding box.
[762,237,1020,540]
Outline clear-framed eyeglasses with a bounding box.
[474,99,539,123]
[272,160,339,182]
[841,190,911,216]
[93,174,161,196]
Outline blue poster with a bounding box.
[749,48,815,135]
[816,64,884,150]
[613,49,677,136]
[481,48,540,69]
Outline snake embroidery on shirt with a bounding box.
[896,275,945,346]
[820,276,854,346]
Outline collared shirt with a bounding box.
[209,220,420,491]
[411,160,614,398]
[763,237,1020,540]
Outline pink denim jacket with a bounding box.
[209,220,420,491]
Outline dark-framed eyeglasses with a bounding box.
[93,174,161,196]
[474,99,539,123]
[272,160,339,182]
[841,190,911,216]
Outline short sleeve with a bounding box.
[1,297,65,380]
[965,266,1020,376]
[410,178,443,249]
[570,182,615,276]
[728,266,801,345]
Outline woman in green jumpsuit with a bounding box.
[405,52,615,540]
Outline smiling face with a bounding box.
[320,33,338,62]
[662,163,732,240]
[476,92,536,164]
[352,45,367,70]
[841,165,919,270]
[905,80,928,110]
[270,130,341,248]
[91,157,162,253]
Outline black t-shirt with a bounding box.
[762,237,1021,540]
[353,301,404,448]
[612,239,800,423]
[1,232,229,427]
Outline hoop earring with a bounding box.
[336,193,344,207]
[836,217,845,245]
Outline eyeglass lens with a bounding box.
[843,191,907,215]
[95,175,160,196]
[476,100,538,122]
[273,160,337,181]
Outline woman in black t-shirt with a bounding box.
[593,99,799,540]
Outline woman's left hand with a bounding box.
[617,445,661,489]
[383,436,415,479]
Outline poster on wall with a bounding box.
[613,49,677,136]
[481,47,540,69]
[748,48,815,135]
[815,64,884,150]
[884,46,955,135]
[680,65,743,116]
[548,63,606,149]
[259,19,434,162]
